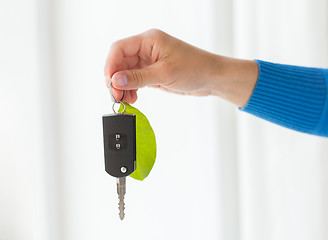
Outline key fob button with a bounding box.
[115,134,120,141]
[108,133,127,150]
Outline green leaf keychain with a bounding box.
[118,103,156,181]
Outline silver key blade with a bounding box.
[117,177,126,220]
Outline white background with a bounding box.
[1,0,328,240]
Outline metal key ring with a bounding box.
[112,101,126,114]
[109,77,126,103]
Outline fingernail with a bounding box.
[112,73,128,87]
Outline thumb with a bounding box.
[111,66,162,90]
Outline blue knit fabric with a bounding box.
[241,60,328,137]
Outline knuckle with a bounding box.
[147,28,161,35]
[131,70,144,86]
[145,28,166,39]
[110,40,122,50]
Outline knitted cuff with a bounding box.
[240,60,328,137]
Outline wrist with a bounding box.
[207,56,259,108]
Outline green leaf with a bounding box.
[119,103,156,181]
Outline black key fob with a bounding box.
[102,114,136,178]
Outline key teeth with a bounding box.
[118,199,125,220]
[116,177,126,220]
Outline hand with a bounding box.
[104,29,217,103]
[104,29,258,107]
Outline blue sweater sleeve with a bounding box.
[240,60,328,137]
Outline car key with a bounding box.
[103,83,136,220]
[103,112,136,220]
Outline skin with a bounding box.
[104,29,259,108]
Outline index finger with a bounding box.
[104,34,142,78]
